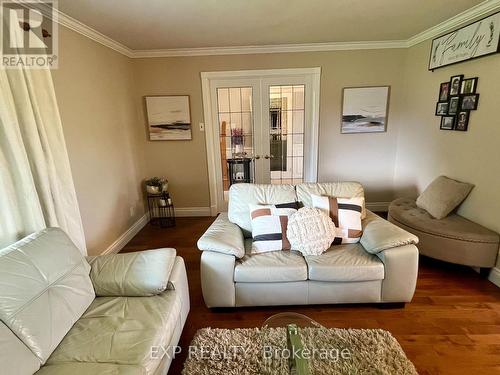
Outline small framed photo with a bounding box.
[449,75,464,96]
[461,94,479,110]
[440,116,455,130]
[448,96,460,115]
[435,102,449,116]
[455,111,469,131]
[460,77,478,94]
[438,82,450,101]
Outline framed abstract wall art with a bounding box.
[341,86,390,134]
[145,95,192,140]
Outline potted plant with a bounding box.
[231,127,244,157]
[145,177,169,194]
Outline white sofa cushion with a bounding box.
[249,204,297,253]
[234,239,308,282]
[305,244,385,282]
[228,183,297,236]
[46,290,182,375]
[87,248,177,296]
[287,207,336,255]
[0,228,94,363]
[311,194,364,244]
[296,182,366,218]
[0,321,41,374]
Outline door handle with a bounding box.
[264,154,274,159]
[253,155,261,160]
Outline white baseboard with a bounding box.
[488,267,500,288]
[366,202,390,212]
[101,213,149,255]
[174,206,212,217]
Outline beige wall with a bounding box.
[394,40,500,267]
[133,49,407,207]
[51,27,146,255]
[50,26,499,268]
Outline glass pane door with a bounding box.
[268,85,305,185]
[203,68,319,214]
[216,87,255,197]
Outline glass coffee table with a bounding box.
[261,312,323,375]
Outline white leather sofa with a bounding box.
[0,228,189,375]
[197,182,419,308]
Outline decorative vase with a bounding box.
[161,182,169,192]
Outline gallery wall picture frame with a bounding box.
[460,77,478,94]
[435,102,449,116]
[440,116,455,130]
[449,75,463,96]
[461,94,480,110]
[341,86,390,134]
[439,82,450,101]
[455,111,470,131]
[448,96,460,115]
[435,74,479,132]
[145,95,192,141]
[429,11,500,70]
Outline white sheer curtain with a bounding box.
[0,66,86,253]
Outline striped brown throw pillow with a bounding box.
[249,203,298,253]
[311,194,363,245]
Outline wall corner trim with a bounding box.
[101,213,149,255]
[488,266,500,288]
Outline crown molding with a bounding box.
[56,8,134,57]
[19,0,134,57]
[407,0,500,47]
[131,40,407,58]
[20,0,500,58]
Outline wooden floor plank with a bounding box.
[121,217,500,374]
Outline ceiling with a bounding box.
[58,0,486,51]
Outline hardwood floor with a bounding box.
[121,217,500,375]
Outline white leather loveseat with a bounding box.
[197,182,419,308]
[0,228,189,375]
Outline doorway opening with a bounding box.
[201,68,321,215]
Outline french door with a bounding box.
[201,68,321,214]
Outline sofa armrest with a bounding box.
[200,251,236,307]
[377,245,419,302]
[360,211,419,254]
[197,213,245,258]
[86,248,176,296]
[166,256,190,326]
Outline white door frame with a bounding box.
[201,67,321,216]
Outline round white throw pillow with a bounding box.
[287,207,336,256]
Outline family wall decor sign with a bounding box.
[429,11,500,70]
[436,75,479,131]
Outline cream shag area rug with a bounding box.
[182,327,417,375]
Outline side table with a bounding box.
[147,192,175,228]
